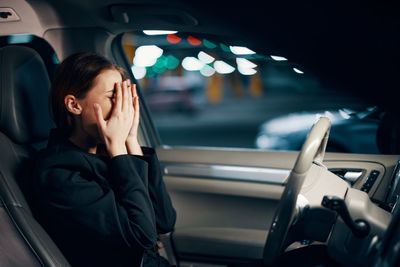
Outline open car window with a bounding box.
[121,31,379,154]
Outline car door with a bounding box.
[113,32,400,267]
[155,149,399,266]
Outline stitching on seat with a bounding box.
[0,196,46,267]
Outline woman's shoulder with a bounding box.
[35,143,90,169]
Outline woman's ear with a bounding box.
[64,95,82,115]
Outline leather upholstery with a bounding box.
[0,46,53,145]
[0,46,70,267]
[0,199,42,267]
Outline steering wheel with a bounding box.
[263,116,331,266]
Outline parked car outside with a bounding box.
[256,107,381,153]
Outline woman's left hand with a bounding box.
[126,82,143,155]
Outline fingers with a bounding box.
[126,80,133,113]
[93,103,106,130]
[134,95,140,115]
[131,84,139,112]
[132,83,137,98]
[113,82,122,114]
[133,84,140,125]
[133,96,140,126]
[122,80,127,111]
[121,80,133,113]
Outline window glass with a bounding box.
[121,32,379,154]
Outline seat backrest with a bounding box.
[0,196,42,267]
[0,45,70,267]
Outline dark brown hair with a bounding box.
[50,52,126,135]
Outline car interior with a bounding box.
[1,1,400,267]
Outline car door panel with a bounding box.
[158,148,295,262]
[324,153,400,201]
[157,147,400,264]
[164,177,282,261]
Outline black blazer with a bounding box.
[32,130,176,267]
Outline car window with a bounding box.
[121,31,380,154]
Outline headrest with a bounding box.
[0,46,53,144]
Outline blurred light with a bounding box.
[271,55,287,61]
[214,60,235,74]
[131,65,146,79]
[200,65,216,77]
[145,68,155,78]
[143,30,178,35]
[187,35,201,46]
[165,55,180,69]
[203,39,217,49]
[167,34,181,44]
[182,57,204,71]
[154,56,168,68]
[7,34,33,44]
[238,66,257,75]
[133,45,163,67]
[133,56,157,67]
[230,46,255,55]
[135,45,163,58]
[293,68,304,74]
[253,54,267,60]
[236,58,257,68]
[152,65,166,74]
[339,109,351,119]
[198,51,215,64]
[220,43,230,52]
[324,111,334,119]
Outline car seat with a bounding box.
[0,45,71,267]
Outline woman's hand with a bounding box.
[126,82,143,156]
[94,80,134,157]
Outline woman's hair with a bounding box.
[51,52,126,135]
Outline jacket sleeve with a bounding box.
[35,153,157,250]
[134,147,177,234]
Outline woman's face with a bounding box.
[77,68,122,140]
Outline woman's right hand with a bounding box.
[94,80,134,157]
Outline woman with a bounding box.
[32,52,176,267]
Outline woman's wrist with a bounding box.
[126,137,143,156]
[107,142,128,157]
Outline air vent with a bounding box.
[0,7,20,22]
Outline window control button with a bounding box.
[361,170,379,193]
